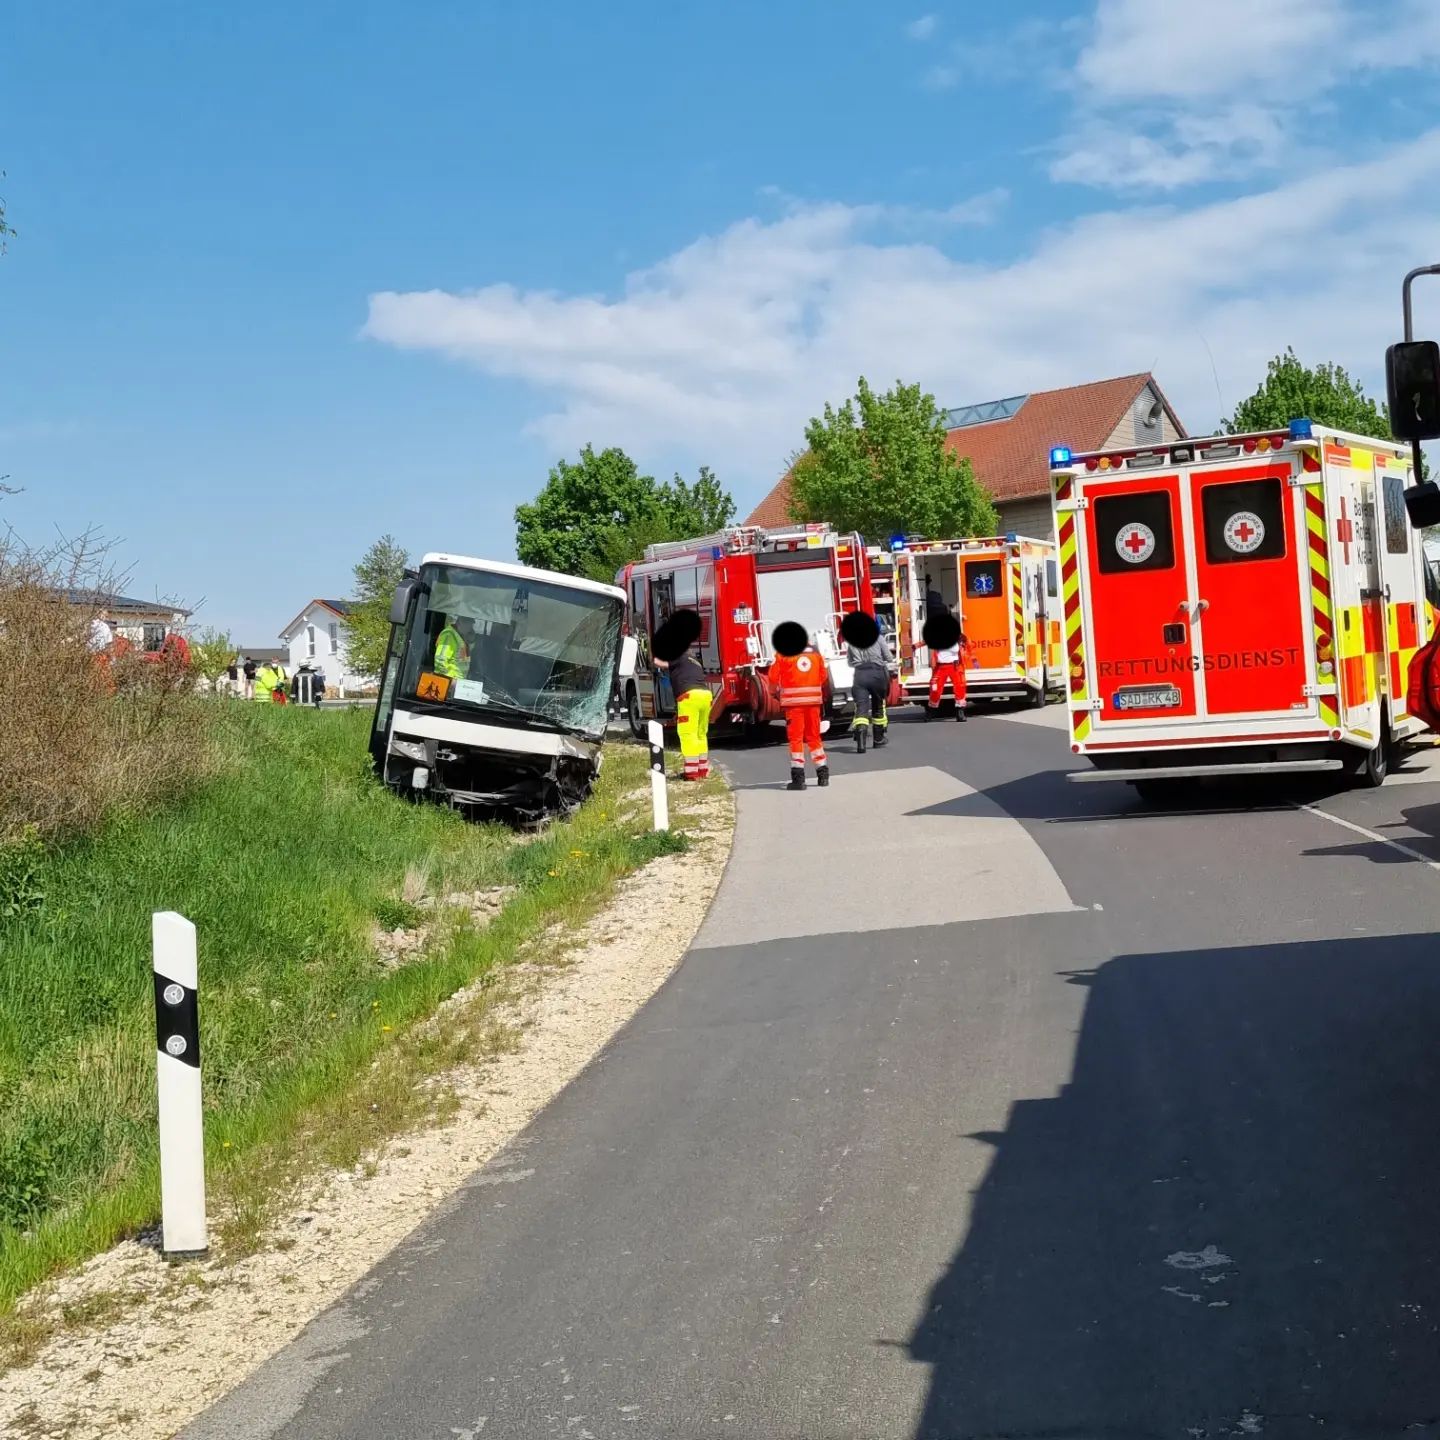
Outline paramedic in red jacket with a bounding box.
[923,611,968,722]
[770,620,829,790]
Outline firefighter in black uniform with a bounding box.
[842,610,894,754]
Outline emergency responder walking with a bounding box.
[652,609,711,780]
[923,612,968,721]
[842,610,893,754]
[771,621,829,789]
[434,615,470,681]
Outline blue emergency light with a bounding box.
[1050,445,1072,467]
[888,533,907,552]
[1288,418,1314,440]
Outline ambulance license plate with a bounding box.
[1112,684,1181,712]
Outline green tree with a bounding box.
[1225,348,1393,439]
[788,377,997,540]
[661,465,735,535]
[516,448,736,581]
[349,534,410,682]
[189,627,237,691]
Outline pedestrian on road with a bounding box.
[842,610,893,754]
[771,621,830,790]
[652,609,710,780]
[311,665,326,707]
[924,611,968,722]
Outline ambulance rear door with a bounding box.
[1079,471,1200,722]
[1374,448,1427,733]
[1185,460,1315,721]
[958,550,1011,676]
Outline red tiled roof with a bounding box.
[745,373,1185,528]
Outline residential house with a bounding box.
[64,589,192,651]
[745,373,1187,542]
[279,599,365,693]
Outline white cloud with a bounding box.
[905,14,938,41]
[364,130,1440,506]
[1053,0,1440,190]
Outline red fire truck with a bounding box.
[617,523,873,737]
[1049,420,1437,796]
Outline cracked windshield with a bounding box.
[402,563,620,737]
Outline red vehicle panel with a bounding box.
[1188,464,1307,716]
[1084,474,1198,719]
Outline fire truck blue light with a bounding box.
[1289,418,1314,439]
[1050,446,1072,467]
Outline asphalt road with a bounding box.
[187,705,1440,1440]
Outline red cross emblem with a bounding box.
[1233,520,1255,545]
[1337,496,1354,565]
[1124,530,1147,554]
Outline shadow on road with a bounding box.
[907,932,1440,1439]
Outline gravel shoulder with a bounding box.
[0,785,734,1440]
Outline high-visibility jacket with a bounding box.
[253,664,285,701]
[434,625,469,680]
[771,650,828,709]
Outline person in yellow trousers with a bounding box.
[652,609,710,780]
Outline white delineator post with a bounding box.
[153,911,208,1256]
[647,719,669,832]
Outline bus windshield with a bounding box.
[400,563,622,737]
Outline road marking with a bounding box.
[1295,802,1440,871]
[695,766,1078,947]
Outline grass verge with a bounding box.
[0,704,713,1331]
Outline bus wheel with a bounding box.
[626,684,646,740]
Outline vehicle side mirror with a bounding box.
[1386,340,1440,441]
[618,634,639,680]
[388,580,415,627]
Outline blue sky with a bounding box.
[4,0,1440,642]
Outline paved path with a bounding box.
[187,704,1440,1440]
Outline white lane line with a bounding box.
[1294,802,1440,872]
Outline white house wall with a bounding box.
[282,606,365,691]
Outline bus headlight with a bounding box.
[392,738,429,765]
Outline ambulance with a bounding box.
[1048,420,1437,795]
[888,535,1065,707]
[617,522,873,736]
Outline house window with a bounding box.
[306,625,316,658]
[328,621,339,653]
[142,623,166,653]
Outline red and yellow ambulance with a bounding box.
[1049,421,1436,795]
[887,535,1065,707]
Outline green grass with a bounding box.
[0,704,707,1321]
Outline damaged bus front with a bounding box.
[369,554,637,821]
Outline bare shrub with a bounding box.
[0,529,210,846]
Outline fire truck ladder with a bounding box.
[832,541,863,615]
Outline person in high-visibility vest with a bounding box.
[771,621,829,791]
[923,612,967,721]
[252,661,286,702]
[434,616,470,681]
[653,609,710,780]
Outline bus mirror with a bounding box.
[388,579,416,627]
[1404,479,1440,529]
[618,634,639,680]
[1386,341,1440,441]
